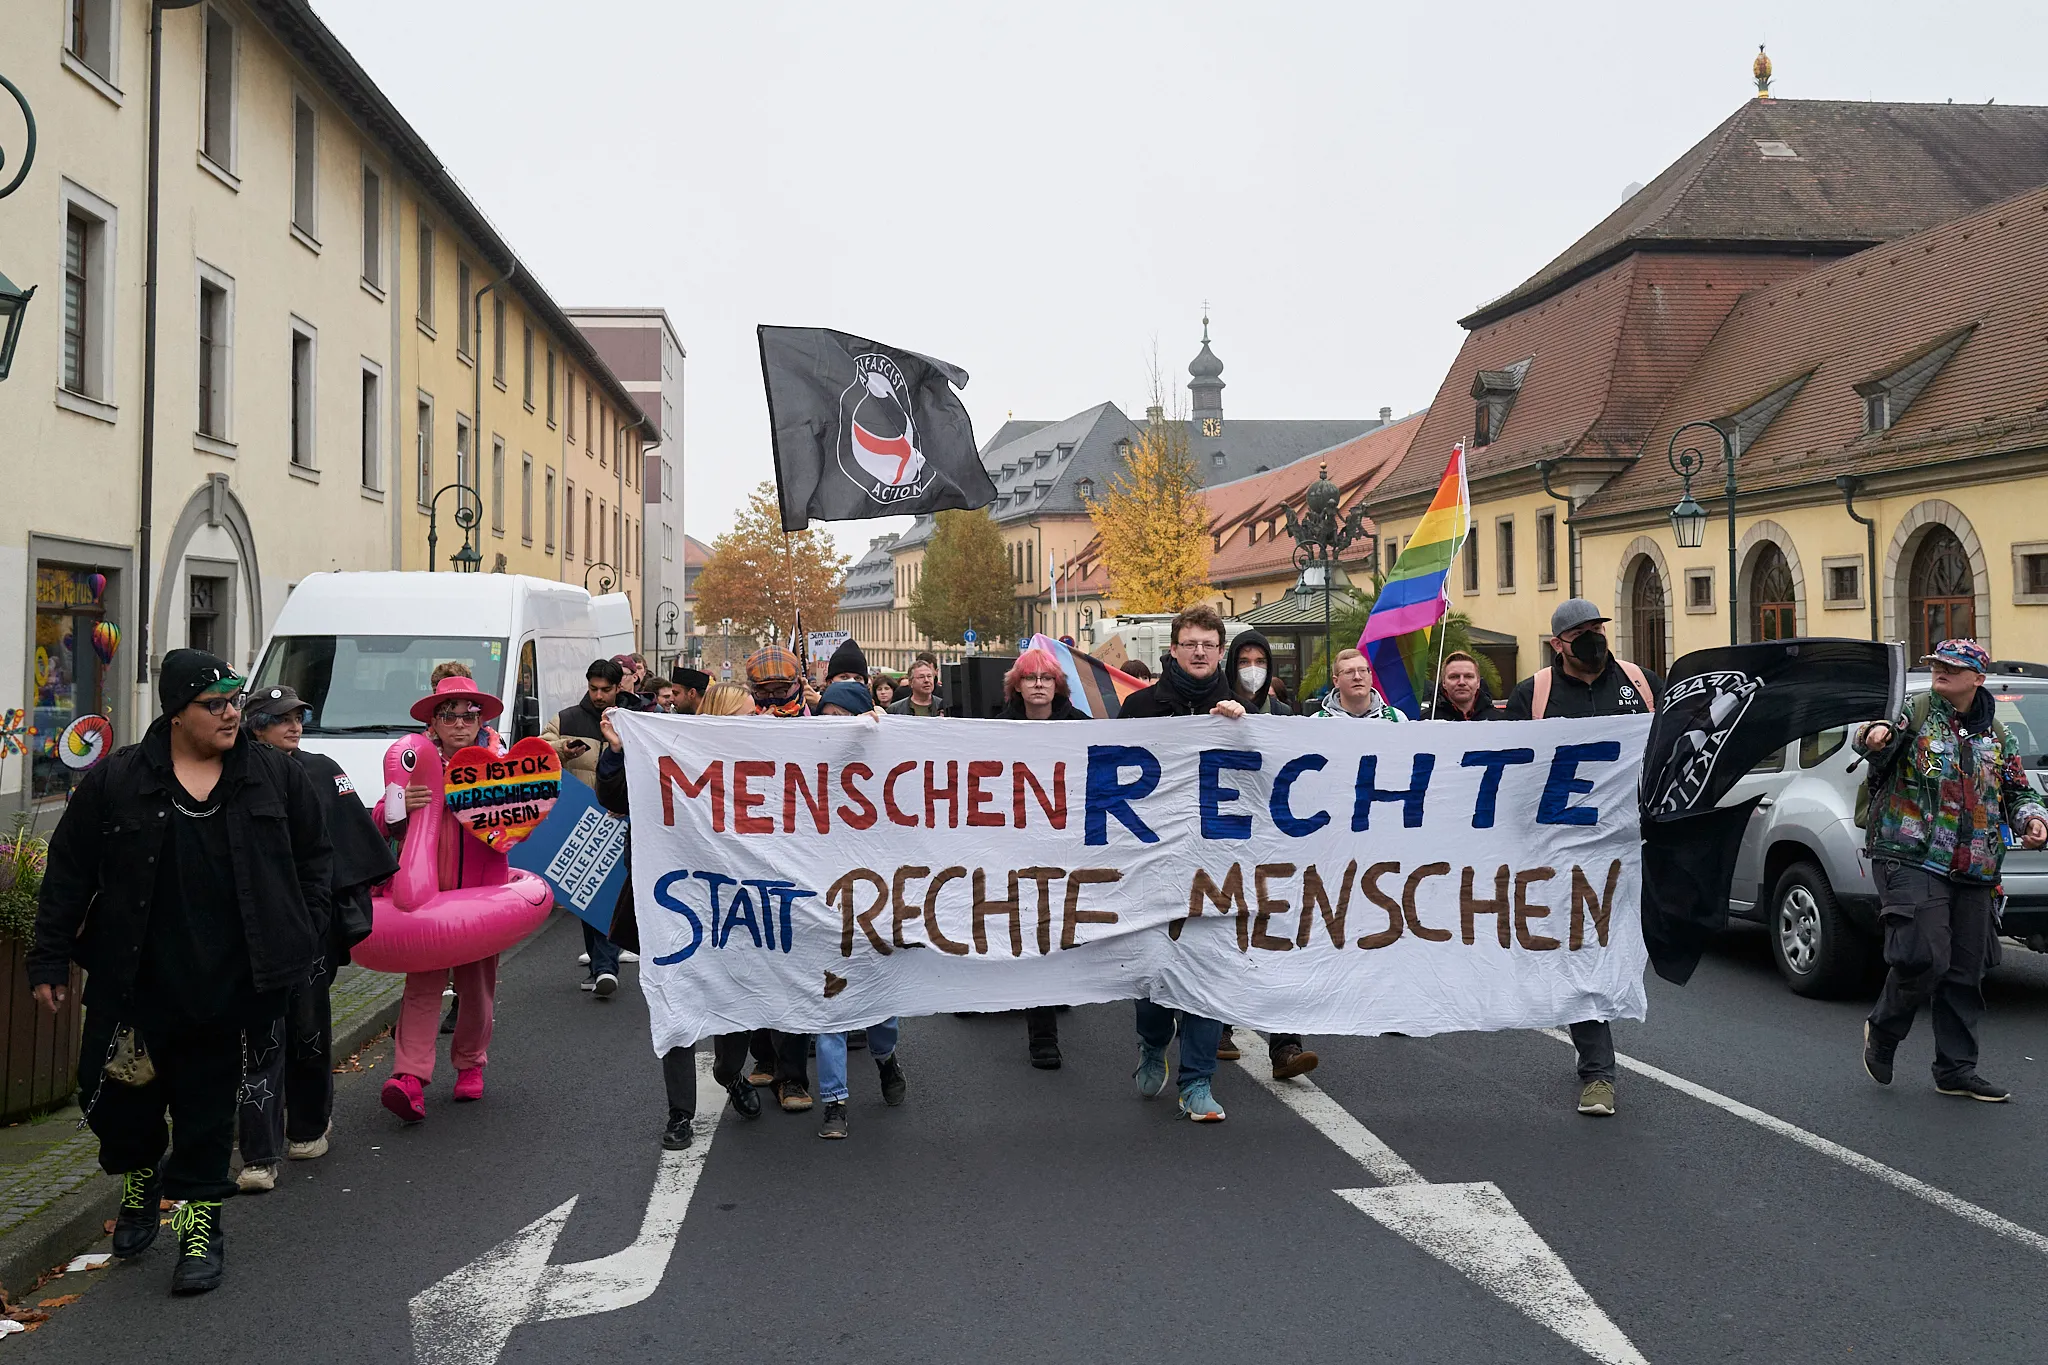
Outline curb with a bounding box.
[0,918,564,1298]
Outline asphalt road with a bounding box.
[20,912,2048,1364]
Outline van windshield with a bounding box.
[251,636,507,735]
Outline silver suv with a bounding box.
[1725,669,2048,996]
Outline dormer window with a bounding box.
[1076,477,1094,502]
[1856,325,1974,436]
[1211,450,1226,467]
[1056,443,1074,460]
[1470,357,1532,448]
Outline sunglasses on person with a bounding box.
[434,704,485,722]
[255,706,314,728]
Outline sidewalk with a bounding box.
[0,962,408,1297]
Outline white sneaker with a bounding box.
[579,978,597,992]
[592,972,619,999]
[237,1163,278,1193]
[287,1123,332,1161]
[577,952,591,966]
[619,950,640,963]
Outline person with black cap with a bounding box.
[29,650,332,1294]
[668,666,710,715]
[234,686,398,1192]
[1503,598,1663,1117]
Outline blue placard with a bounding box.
[509,775,630,935]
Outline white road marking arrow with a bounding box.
[409,1052,728,1365]
[1233,1053,1647,1365]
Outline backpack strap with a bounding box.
[1531,667,1552,720]
[1617,660,1656,712]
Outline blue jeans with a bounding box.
[584,921,621,978]
[1134,1001,1222,1090]
[815,1019,899,1104]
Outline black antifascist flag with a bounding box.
[1638,637,1902,983]
[758,326,996,532]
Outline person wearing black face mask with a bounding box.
[1502,598,1663,1119]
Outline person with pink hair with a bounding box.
[1000,648,1088,1067]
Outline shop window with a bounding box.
[32,565,115,801]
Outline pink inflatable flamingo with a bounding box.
[353,733,552,974]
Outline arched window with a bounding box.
[1751,543,1797,642]
[1909,526,1974,657]
[1628,558,1668,675]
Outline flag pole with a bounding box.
[1427,589,1452,719]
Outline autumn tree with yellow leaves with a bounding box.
[693,482,850,645]
[1085,416,1212,613]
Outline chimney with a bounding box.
[1379,406,1393,424]
[1145,403,1164,425]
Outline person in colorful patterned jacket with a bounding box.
[1854,639,2047,1101]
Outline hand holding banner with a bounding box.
[617,710,1650,1052]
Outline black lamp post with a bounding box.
[655,600,680,665]
[1666,420,1741,646]
[0,70,41,381]
[426,482,481,572]
[585,562,616,594]
[1281,461,1373,689]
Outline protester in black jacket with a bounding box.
[234,686,398,1193]
[1499,599,1662,1119]
[592,712,760,1151]
[1117,607,1254,1124]
[1429,651,1499,721]
[1225,629,1292,715]
[999,649,1088,1069]
[29,650,331,1295]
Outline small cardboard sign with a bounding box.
[508,774,629,933]
[444,737,561,852]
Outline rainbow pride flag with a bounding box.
[1359,442,1472,718]
[1023,634,1147,718]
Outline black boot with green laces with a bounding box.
[169,1199,224,1294]
[112,1169,162,1258]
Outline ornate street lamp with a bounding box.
[1281,461,1373,686]
[585,562,617,594]
[426,482,482,572]
[655,600,680,667]
[0,71,42,382]
[1666,420,1741,645]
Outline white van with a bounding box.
[250,572,609,805]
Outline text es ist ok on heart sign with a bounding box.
[443,737,561,852]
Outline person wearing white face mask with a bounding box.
[1225,630,1292,716]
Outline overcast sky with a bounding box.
[316,0,2047,564]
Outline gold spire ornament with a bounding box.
[1753,44,1773,99]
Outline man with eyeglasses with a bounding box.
[30,650,332,1294]
[1116,605,1250,1123]
[546,658,634,997]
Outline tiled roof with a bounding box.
[1203,415,1424,586]
[835,533,901,612]
[1579,181,2048,522]
[1376,252,1815,502]
[1467,98,2048,327]
[680,535,714,569]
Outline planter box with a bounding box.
[0,939,82,1123]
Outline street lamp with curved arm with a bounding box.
[1666,419,1740,646]
[584,561,617,595]
[655,600,680,651]
[427,482,482,572]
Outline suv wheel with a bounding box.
[1769,861,1872,998]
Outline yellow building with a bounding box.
[1371,96,2048,685]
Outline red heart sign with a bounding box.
[444,737,562,852]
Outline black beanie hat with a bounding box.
[158,648,241,715]
[826,637,869,681]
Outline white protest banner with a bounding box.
[616,711,1652,1052]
